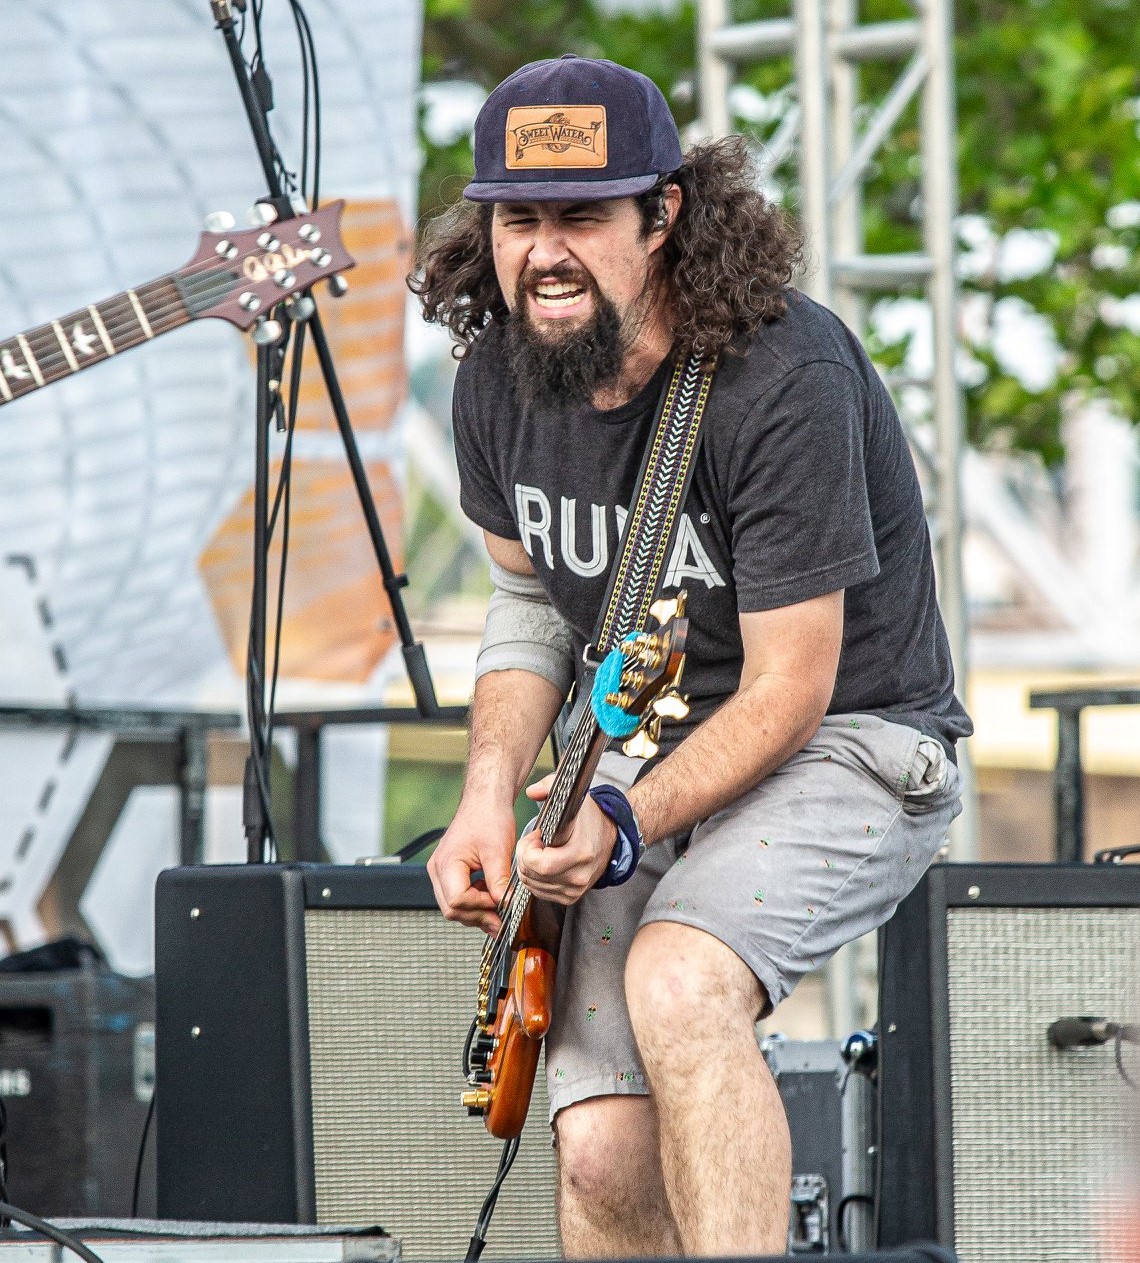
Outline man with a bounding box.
[411,54,971,1256]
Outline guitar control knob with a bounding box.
[204,211,236,233]
[462,1088,491,1113]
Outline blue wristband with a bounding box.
[589,784,645,889]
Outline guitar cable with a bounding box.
[465,1137,520,1263]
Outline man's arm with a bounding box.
[515,590,844,903]
[427,532,569,934]
[629,590,842,843]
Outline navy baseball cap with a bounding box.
[464,54,683,202]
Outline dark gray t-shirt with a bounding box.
[452,290,972,757]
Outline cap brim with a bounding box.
[463,172,661,202]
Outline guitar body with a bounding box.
[483,944,556,1139]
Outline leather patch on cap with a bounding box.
[505,106,608,170]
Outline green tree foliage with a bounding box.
[417,0,1140,460]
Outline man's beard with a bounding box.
[504,268,627,410]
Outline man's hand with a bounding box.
[427,798,517,935]
[515,775,618,904]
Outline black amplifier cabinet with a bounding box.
[764,1038,877,1255]
[878,863,1140,1263]
[0,969,154,1216]
[155,863,558,1262]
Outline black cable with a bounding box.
[245,643,278,857]
[243,0,299,197]
[0,1202,105,1263]
[131,1087,157,1217]
[289,1,322,206]
[0,1096,8,1227]
[265,322,304,764]
[462,1015,478,1079]
[1116,1028,1138,1090]
[465,1138,520,1263]
[288,2,313,203]
[836,1193,875,1253]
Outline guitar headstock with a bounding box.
[175,201,355,331]
[606,591,691,759]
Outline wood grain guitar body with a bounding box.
[481,944,556,1139]
[467,900,561,1139]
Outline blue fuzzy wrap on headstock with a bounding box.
[589,591,691,760]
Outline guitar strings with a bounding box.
[5,272,286,382]
[478,705,602,992]
[1,232,337,390]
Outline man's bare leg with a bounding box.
[625,921,792,1255]
[555,1095,682,1257]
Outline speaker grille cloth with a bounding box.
[947,906,1140,1263]
[305,908,559,1260]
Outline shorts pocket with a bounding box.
[900,736,958,815]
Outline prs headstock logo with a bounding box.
[242,242,314,283]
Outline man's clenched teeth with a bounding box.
[533,280,587,308]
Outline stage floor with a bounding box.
[0,1221,399,1263]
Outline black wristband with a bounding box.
[589,784,645,888]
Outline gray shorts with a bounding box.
[545,713,962,1120]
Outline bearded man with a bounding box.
[411,54,971,1256]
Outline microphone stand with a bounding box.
[209,0,448,862]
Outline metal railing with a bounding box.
[1028,687,1140,863]
[0,702,468,864]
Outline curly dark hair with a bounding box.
[408,135,803,361]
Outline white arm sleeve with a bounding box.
[475,561,576,696]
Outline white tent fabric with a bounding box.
[0,0,419,961]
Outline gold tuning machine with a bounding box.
[649,591,687,626]
[462,1088,491,1111]
[651,690,690,721]
[623,715,661,760]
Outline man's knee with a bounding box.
[625,921,766,1065]
[555,1096,658,1205]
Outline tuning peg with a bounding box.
[622,723,660,760]
[252,317,284,346]
[327,275,349,298]
[652,691,690,721]
[285,294,316,322]
[247,202,279,228]
[649,592,686,626]
[204,210,236,233]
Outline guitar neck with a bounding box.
[0,275,197,408]
[536,710,609,848]
[496,708,608,952]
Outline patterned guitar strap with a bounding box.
[583,351,717,742]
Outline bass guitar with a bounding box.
[462,591,692,1139]
[0,203,353,407]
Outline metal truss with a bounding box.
[698,0,977,865]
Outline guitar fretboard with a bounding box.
[0,277,188,407]
[480,706,606,992]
